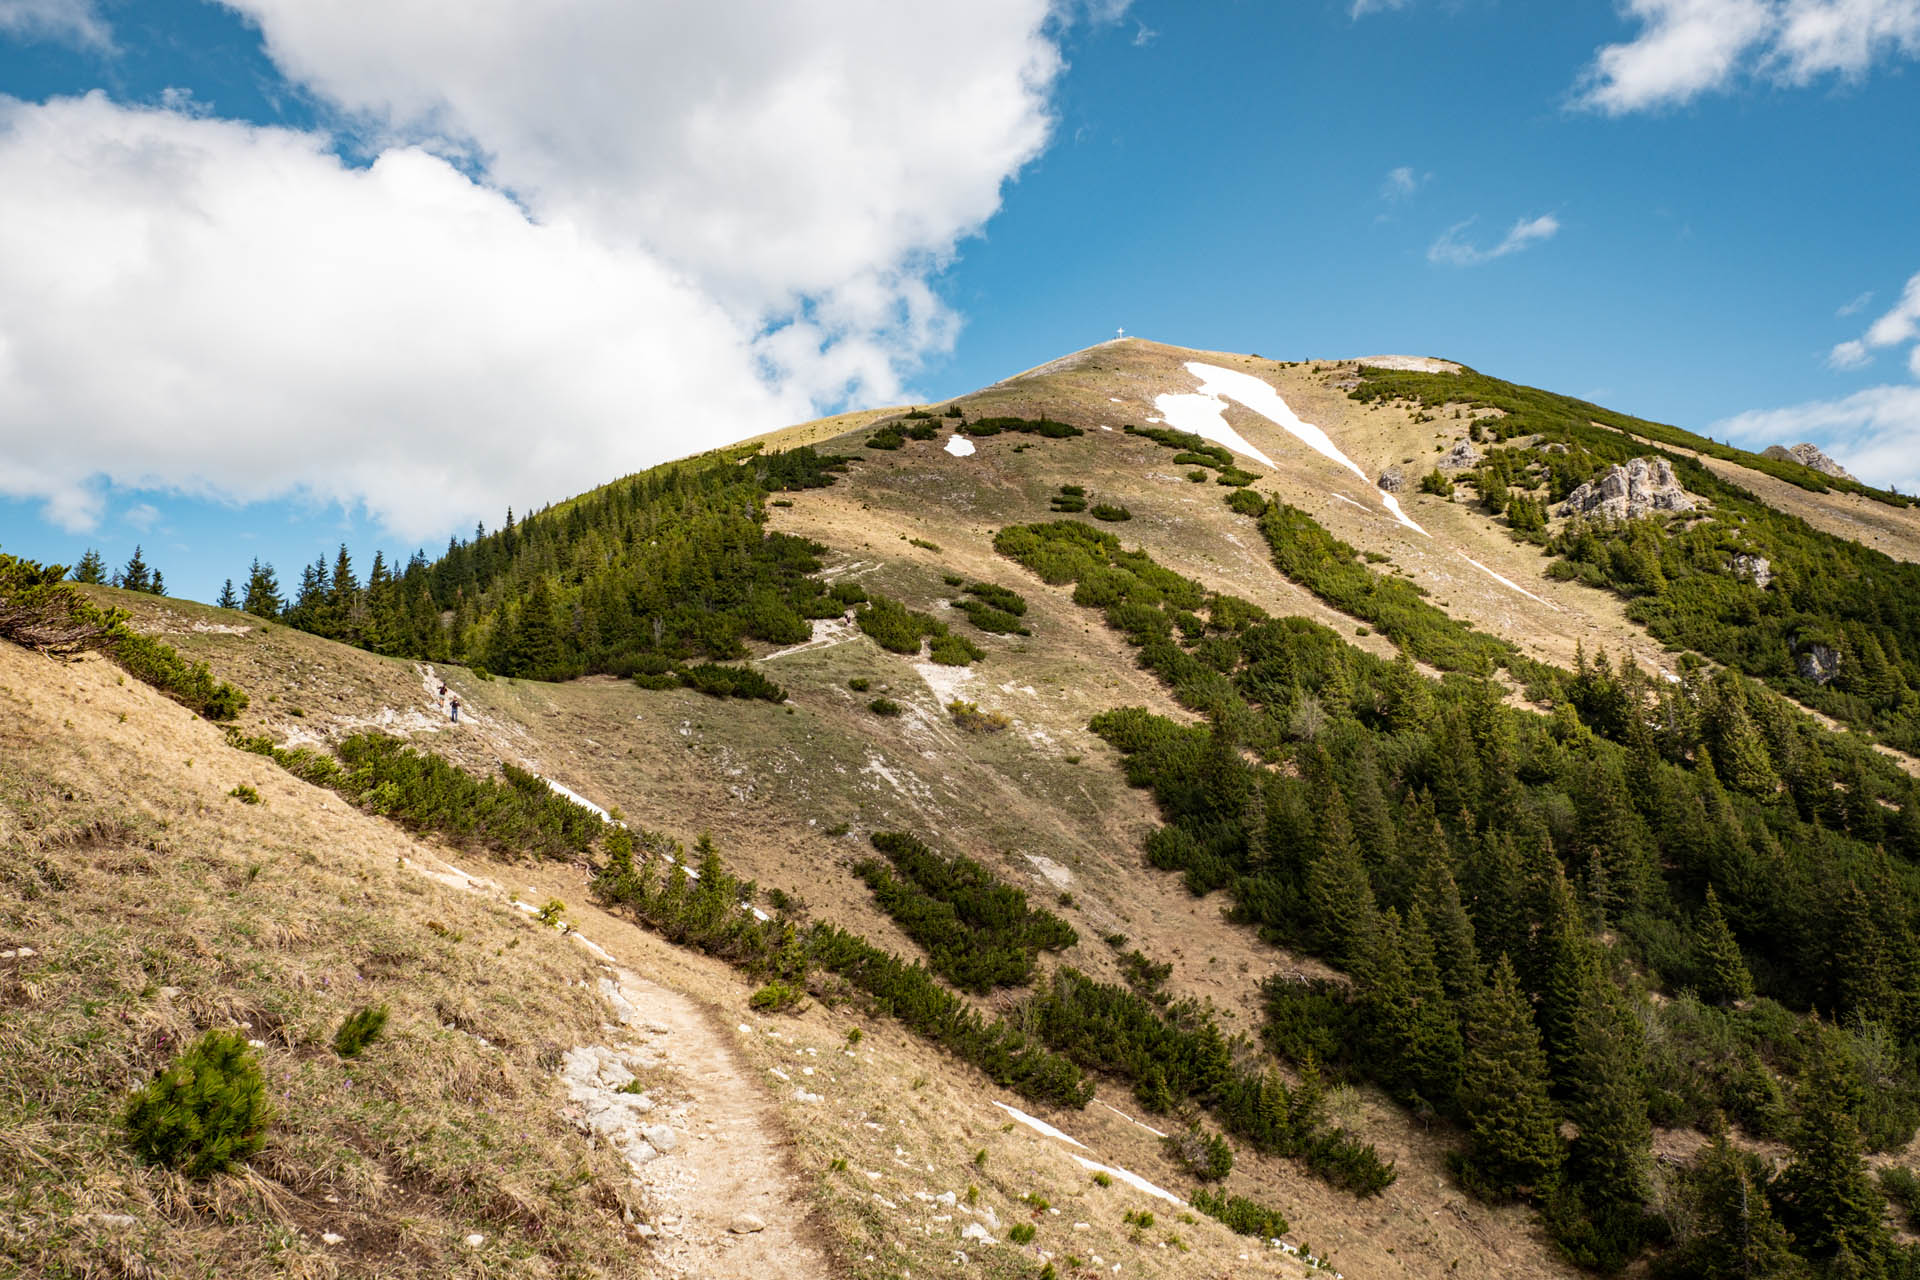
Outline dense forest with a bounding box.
[210,445,854,681]
[996,515,1920,1275]
[1348,367,1920,750]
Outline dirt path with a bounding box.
[404,852,832,1280]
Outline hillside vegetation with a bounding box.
[21,337,1920,1280]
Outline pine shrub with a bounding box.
[333,1004,390,1057]
[123,1030,270,1178]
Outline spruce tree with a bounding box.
[216,578,238,611]
[1683,1124,1801,1280]
[1537,867,1598,1085]
[117,544,152,593]
[1776,1022,1889,1266]
[242,559,283,619]
[1304,789,1378,975]
[150,569,165,597]
[1401,903,1465,1108]
[1458,954,1562,1199]
[1564,982,1651,1218]
[1696,886,1753,1006]
[70,548,106,584]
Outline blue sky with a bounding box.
[2,0,1917,604]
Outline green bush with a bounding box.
[964,416,1083,439]
[1225,489,1267,517]
[750,980,805,1012]
[1190,1187,1288,1239]
[928,632,985,666]
[680,662,787,702]
[848,677,871,692]
[1165,1125,1234,1181]
[854,831,1077,993]
[1008,1222,1037,1244]
[1090,503,1132,522]
[868,697,903,716]
[123,1029,270,1178]
[333,1004,390,1057]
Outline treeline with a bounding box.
[225,446,855,681]
[994,519,1920,1272]
[853,831,1076,993]
[1348,366,1920,750]
[3,548,245,720]
[68,545,167,596]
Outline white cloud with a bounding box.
[1427,213,1560,266]
[1715,384,1920,492]
[0,0,107,48]
[1351,0,1412,16]
[124,502,160,532]
[0,95,877,539]
[1827,269,1920,371]
[1838,289,1875,316]
[1382,165,1421,199]
[1574,0,1920,112]
[0,1,1086,538]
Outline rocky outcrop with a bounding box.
[1559,456,1696,521]
[1797,643,1842,685]
[1377,466,1406,493]
[1439,439,1481,470]
[1762,443,1856,483]
[1730,553,1772,589]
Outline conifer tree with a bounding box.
[1682,1124,1801,1280]
[150,569,165,596]
[1304,789,1377,975]
[1423,860,1483,1004]
[1564,982,1651,1219]
[116,544,152,593]
[216,578,237,610]
[70,547,106,584]
[1401,903,1465,1107]
[1696,886,1753,1006]
[1537,868,1598,1084]
[1457,954,1562,1199]
[242,559,283,619]
[1776,1022,1889,1266]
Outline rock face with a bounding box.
[1798,643,1842,685]
[1440,439,1481,470]
[1559,457,1696,521]
[1762,442,1857,483]
[1730,553,1772,589]
[1377,467,1406,493]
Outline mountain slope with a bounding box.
[17,336,1920,1279]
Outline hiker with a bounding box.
[449,695,461,724]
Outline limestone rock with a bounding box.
[961,1222,996,1245]
[1559,456,1696,521]
[641,1123,679,1153]
[1440,439,1482,470]
[1797,643,1842,686]
[1730,553,1772,589]
[1377,467,1405,493]
[1762,442,1857,483]
[729,1213,766,1234]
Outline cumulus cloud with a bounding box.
[0,95,846,537]
[1827,270,1920,371]
[1715,384,1920,493]
[1575,0,1920,113]
[1351,0,1412,16]
[0,1,1088,537]
[0,0,107,48]
[1427,213,1560,266]
[1838,290,1875,316]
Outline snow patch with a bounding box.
[1097,1100,1168,1139]
[944,434,975,458]
[1330,493,1369,510]
[992,1101,1088,1149]
[1167,361,1428,537]
[1456,554,1558,609]
[1070,1155,1185,1206]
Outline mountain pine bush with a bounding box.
[332,1004,390,1058]
[122,1030,270,1178]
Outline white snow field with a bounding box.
[1156,362,1427,536]
[944,433,975,457]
